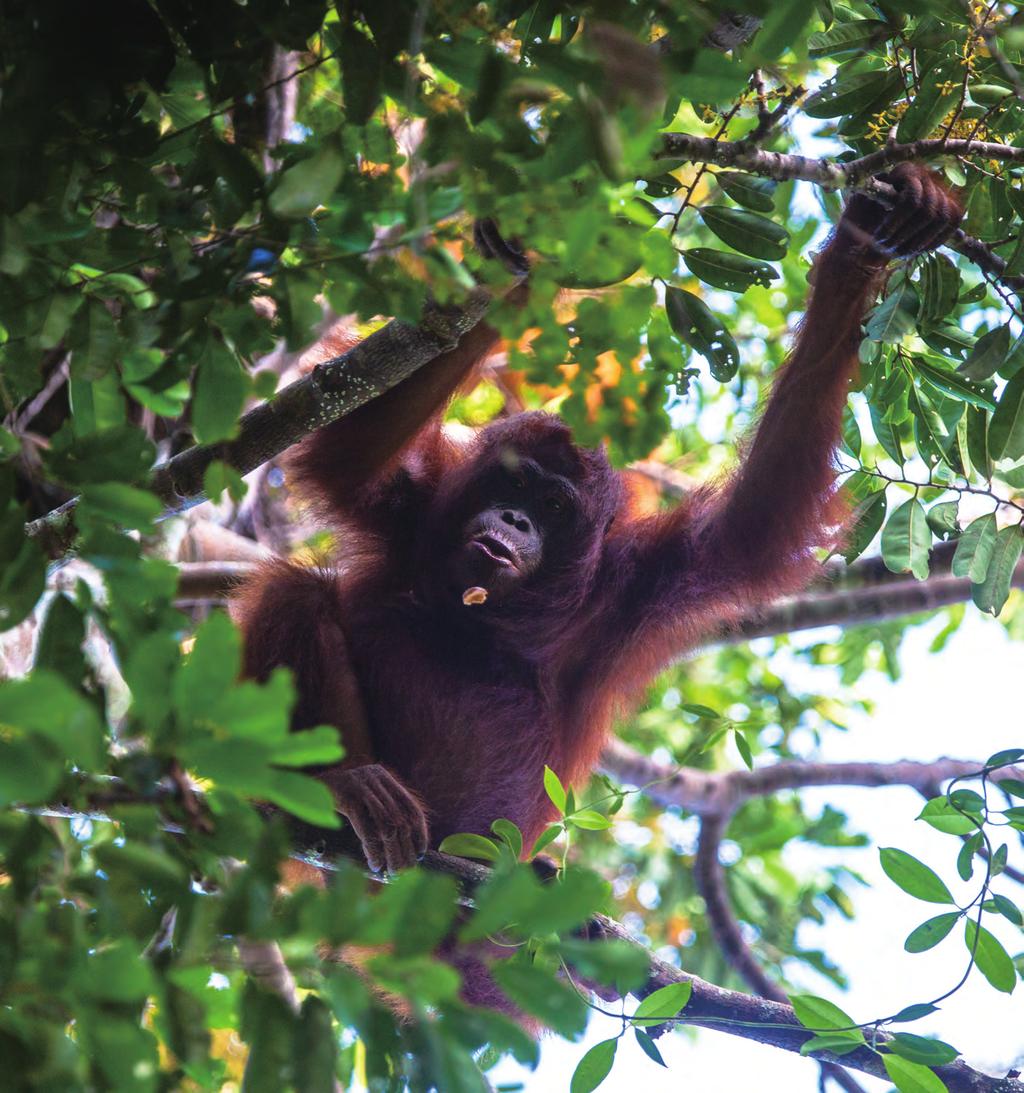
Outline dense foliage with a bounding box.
[1,1,1023,1090]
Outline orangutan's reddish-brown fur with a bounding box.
[234,167,960,989]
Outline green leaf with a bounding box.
[681,248,776,293]
[632,982,692,1028]
[39,290,84,349]
[79,483,162,530]
[841,488,887,564]
[192,340,247,444]
[841,402,861,460]
[803,68,902,118]
[337,22,382,125]
[392,872,459,957]
[556,940,649,993]
[926,500,960,541]
[266,770,340,828]
[698,206,788,261]
[897,57,964,142]
[971,84,1013,105]
[570,1038,617,1093]
[716,172,776,212]
[890,1003,939,1023]
[633,1028,666,1067]
[491,818,523,859]
[734,730,753,770]
[800,1034,863,1056]
[879,847,953,904]
[887,1031,957,1066]
[990,893,1022,926]
[881,499,931,580]
[173,612,241,724]
[808,19,891,56]
[570,809,612,831]
[916,360,994,410]
[682,703,721,719]
[544,765,568,812]
[971,526,1022,616]
[948,788,985,812]
[35,594,87,688]
[294,996,338,1093]
[867,281,917,343]
[68,298,119,379]
[73,942,155,1003]
[951,513,998,583]
[883,1053,950,1093]
[923,324,975,362]
[0,670,105,770]
[870,402,905,465]
[904,912,960,953]
[269,725,344,768]
[918,254,961,328]
[44,423,154,487]
[203,460,248,504]
[492,960,588,1038]
[530,824,563,858]
[665,288,739,381]
[989,372,1024,459]
[0,737,63,807]
[987,748,1024,767]
[516,867,608,936]
[743,0,813,61]
[789,994,861,1038]
[959,325,1010,381]
[918,797,978,836]
[964,920,1016,993]
[269,142,345,219]
[438,833,502,862]
[643,174,681,198]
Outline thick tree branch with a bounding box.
[25,280,521,557]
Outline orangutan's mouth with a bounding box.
[470,534,518,569]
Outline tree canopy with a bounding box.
[1,1,1023,1091]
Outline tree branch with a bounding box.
[285,844,1018,1091]
[594,907,1021,1093]
[411,841,1016,1091]
[171,535,1024,639]
[39,773,1020,1091]
[724,569,1024,643]
[24,280,521,557]
[659,133,1024,185]
[599,741,1023,821]
[694,814,868,1093]
[658,133,1024,293]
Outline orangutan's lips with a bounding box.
[471,535,518,569]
